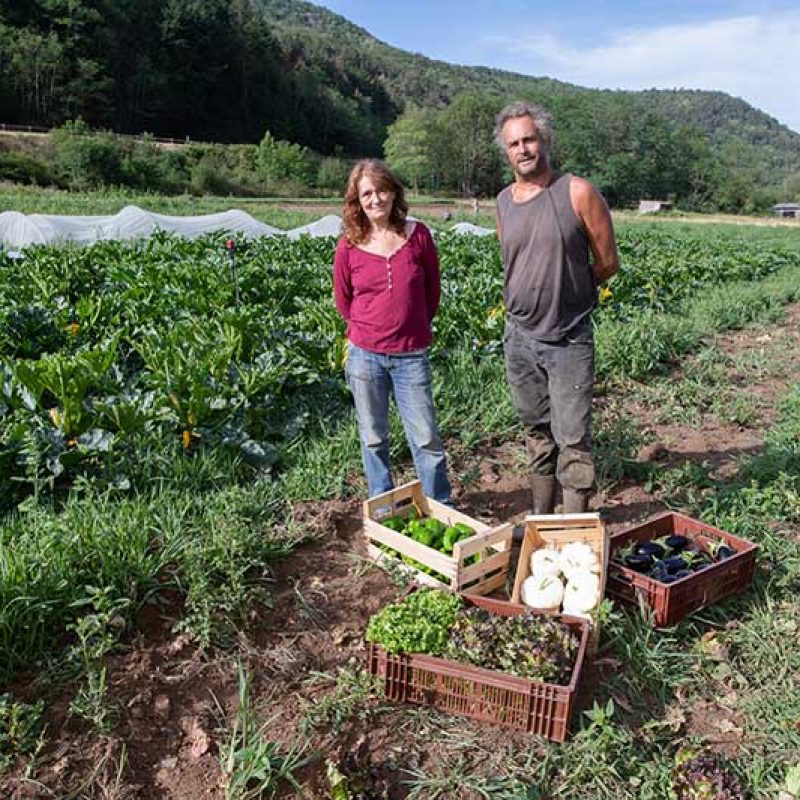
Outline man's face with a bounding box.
[501,115,549,179]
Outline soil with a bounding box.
[3,306,800,799]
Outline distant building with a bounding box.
[638,200,674,214]
[772,203,800,219]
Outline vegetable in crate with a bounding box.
[522,541,601,614]
[558,541,600,581]
[381,516,406,532]
[562,572,600,615]
[521,574,564,610]
[445,607,579,684]
[365,589,462,655]
[443,522,474,554]
[615,531,734,584]
[529,547,560,578]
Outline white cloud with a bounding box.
[488,12,800,133]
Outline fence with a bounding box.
[0,122,201,147]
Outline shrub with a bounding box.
[51,120,124,189]
[0,152,54,186]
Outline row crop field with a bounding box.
[2,220,800,796]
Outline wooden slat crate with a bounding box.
[363,480,513,596]
[510,513,608,655]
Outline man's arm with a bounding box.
[569,177,619,284]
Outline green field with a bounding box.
[1,217,800,796]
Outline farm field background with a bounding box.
[4,184,800,236]
[1,210,800,797]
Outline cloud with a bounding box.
[488,12,800,132]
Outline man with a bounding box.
[494,101,619,514]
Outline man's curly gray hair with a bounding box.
[494,101,555,154]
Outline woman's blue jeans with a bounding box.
[345,343,451,503]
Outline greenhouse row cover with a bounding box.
[0,206,495,250]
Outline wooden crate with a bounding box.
[363,480,513,595]
[606,511,758,627]
[510,513,608,655]
[366,593,590,742]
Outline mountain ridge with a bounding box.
[258,0,800,175]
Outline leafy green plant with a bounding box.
[365,589,463,655]
[66,585,130,734]
[0,693,45,772]
[300,666,384,734]
[219,662,308,800]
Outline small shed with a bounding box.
[638,200,674,214]
[772,203,800,219]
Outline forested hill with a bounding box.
[260,0,800,169]
[257,0,582,106]
[1,0,799,209]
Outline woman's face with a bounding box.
[357,173,395,228]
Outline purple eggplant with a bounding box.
[665,535,690,551]
[624,553,653,572]
[650,561,669,580]
[636,541,666,559]
[662,555,687,574]
[710,542,736,561]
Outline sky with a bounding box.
[312,0,800,133]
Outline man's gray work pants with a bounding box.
[503,317,595,493]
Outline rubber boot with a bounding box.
[514,476,556,544]
[562,489,590,514]
[531,475,556,515]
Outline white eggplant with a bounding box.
[529,547,561,578]
[562,570,600,614]
[558,541,600,582]
[521,574,564,610]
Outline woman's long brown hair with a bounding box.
[342,159,409,245]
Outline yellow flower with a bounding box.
[487,302,505,320]
[599,286,613,303]
[66,322,80,335]
[182,430,193,449]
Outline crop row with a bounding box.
[1,226,798,505]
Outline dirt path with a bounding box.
[5,305,800,799]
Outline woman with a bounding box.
[334,159,451,503]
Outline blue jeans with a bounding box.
[345,343,451,503]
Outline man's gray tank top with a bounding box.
[496,172,597,342]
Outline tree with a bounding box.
[383,108,438,192]
[437,94,505,197]
[0,24,64,122]
[256,131,316,191]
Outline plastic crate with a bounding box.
[363,480,513,595]
[510,513,608,656]
[366,594,589,742]
[606,511,758,627]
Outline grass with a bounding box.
[218,662,308,800]
[300,666,384,735]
